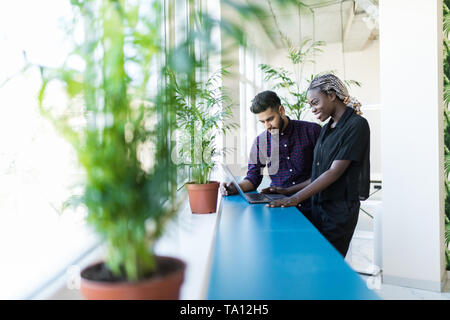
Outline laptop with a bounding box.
[221,163,287,204]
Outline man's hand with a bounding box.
[260,186,289,195]
[266,196,300,208]
[220,182,238,196]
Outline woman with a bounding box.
[264,73,370,257]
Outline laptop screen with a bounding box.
[220,163,248,200]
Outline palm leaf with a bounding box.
[445,154,450,176]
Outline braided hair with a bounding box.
[307,74,362,115]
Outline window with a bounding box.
[238,45,265,163]
[0,1,100,299]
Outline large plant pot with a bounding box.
[80,256,186,300]
[186,181,219,214]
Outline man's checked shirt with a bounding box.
[244,117,322,190]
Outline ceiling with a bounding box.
[243,0,379,52]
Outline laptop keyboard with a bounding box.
[246,193,267,201]
[265,193,286,200]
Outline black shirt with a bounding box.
[311,107,370,203]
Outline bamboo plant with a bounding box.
[172,68,237,185]
[35,0,298,282]
[38,0,179,281]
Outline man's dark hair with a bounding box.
[250,90,281,114]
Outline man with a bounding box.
[220,90,322,221]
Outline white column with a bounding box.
[379,0,446,291]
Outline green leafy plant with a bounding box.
[260,57,361,120]
[38,0,179,281]
[443,0,450,270]
[259,38,326,120]
[260,1,361,120]
[173,68,237,184]
[33,0,313,283]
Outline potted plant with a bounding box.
[37,0,185,299]
[34,0,308,299]
[172,68,237,214]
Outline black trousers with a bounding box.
[311,200,360,257]
[296,199,313,224]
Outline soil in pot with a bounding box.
[80,255,186,300]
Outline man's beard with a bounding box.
[269,114,284,135]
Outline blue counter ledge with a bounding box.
[207,195,379,300]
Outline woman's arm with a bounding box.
[286,178,312,194]
[260,178,311,195]
[267,160,352,207]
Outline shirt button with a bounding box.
[281,133,284,136]
[316,162,320,166]
[287,157,290,160]
[284,144,287,147]
[289,169,293,172]
[292,182,296,185]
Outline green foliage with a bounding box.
[34,0,285,282]
[38,0,178,281]
[260,0,361,120]
[443,0,450,269]
[259,39,361,121]
[173,68,238,184]
[259,38,326,120]
[34,0,311,282]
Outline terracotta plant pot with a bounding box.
[185,181,220,214]
[80,256,186,300]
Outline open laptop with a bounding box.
[221,163,287,204]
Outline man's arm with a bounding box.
[220,179,255,196]
[221,135,265,196]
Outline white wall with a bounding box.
[221,2,383,179]
[262,39,382,178]
[268,40,380,105]
[379,0,446,291]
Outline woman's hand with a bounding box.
[260,186,289,195]
[266,196,300,208]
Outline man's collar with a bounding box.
[282,116,293,135]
